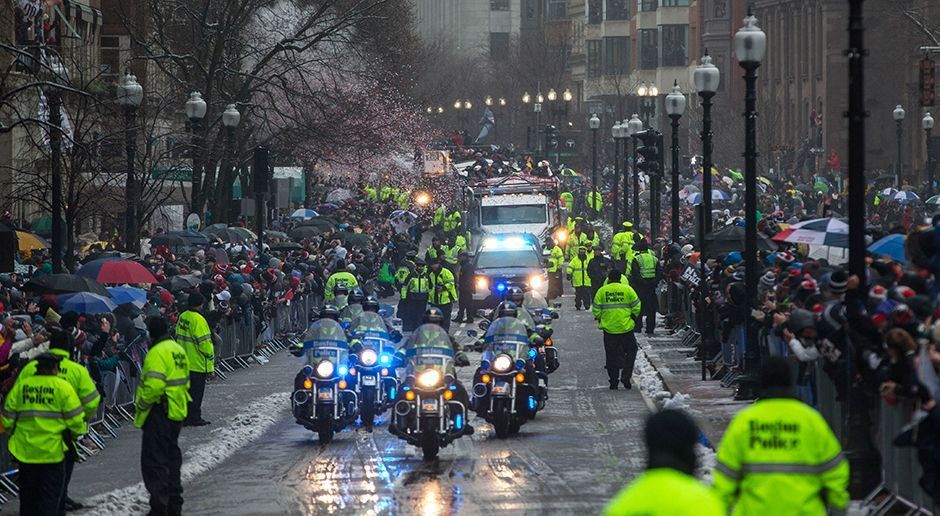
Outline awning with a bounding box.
[62,0,103,27]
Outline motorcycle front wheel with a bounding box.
[420,419,440,460]
[316,404,334,443]
[360,387,376,427]
[493,398,511,438]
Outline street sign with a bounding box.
[185,213,200,231]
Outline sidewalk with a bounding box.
[635,331,750,447]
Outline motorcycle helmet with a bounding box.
[333,284,349,297]
[319,305,341,321]
[348,288,365,305]
[506,286,524,305]
[423,306,445,326]
[362,297,380,312]
[498,301,518,318]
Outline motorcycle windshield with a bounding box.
[403,323,455,376]
[352,312,393,353]
[515,308,536,330]
[302,318,349,364]
[523,291,548,309]
[483,317,529,359]
[333,295,349,310]
[340,303,364,321]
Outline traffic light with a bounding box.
[544,124,559,150]
[635,129,662,175]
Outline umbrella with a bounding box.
[813,181,830,194]
[229,227,257,240]
[161,274,200,292]
[720,176,734,188]
[338,232,371,247]
[78,259,158,284]
[58,292,117,314]
[867,234,906,264]
[703,225,776,255]
[290,208,320,220]
[81,241,112,253]
[207,247,230,264]
[773,217,849,247]
[106,286,148,308]
[296,218,337,230]
[148,233,188,248]
[878,187,899,198]
[927,195,940,207]
[326,188,354,203]
[315,202,340,213]
[270,242,303,251]
[16,231,48,253]
[265,230,289,240]
[727,169,744,182]
[389,210,418,234]
[81,251,135,264]
[685,190,731,204]
[24,274,111,297]
[892,190,920,204]
[203,226,245,243]
[155,229,210,247]
[289,225,326,240]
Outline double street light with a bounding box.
[116,71,144,253]
[893,105,905,188]
[627,114,644,224]
[665,80,686,243]
[734,8,767,401]
[612,121,629,226]
[637,82,659,128]
[185,91,207,222]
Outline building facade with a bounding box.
[411,0,522,60]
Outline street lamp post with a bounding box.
[535,92,544,154]
[185,92,208,223]
[693,51,720,376]
[522,92,531,149]
[893,105,905,188]
[926,112,935,196]
[221,103,241,221]
[622,119,632,223]
[117,71,144,253]
[734,8,766,401]
[666,80,686,243]
[46,57,67,273]
[637,82,659,129]
[612,122,625,226]
[589,114,600,219]
[628,115,644,225]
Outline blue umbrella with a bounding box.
[685,190,730,204]
[867,234,906,264]
[290,208,319,220]
[892,190,920,204]
[58,292,118,314]
[106,286,147,308]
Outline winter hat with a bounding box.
[187,291,205,308]
[890,286,916,302]
[868,285,888,303]
[800,279,818,292]
[644,410,700,473]
[775,252,795,267]
[724,252,743,267]
[760,271,777,289]
[788,309,817,335]
[906,295,933,319]
[828,269,848,294]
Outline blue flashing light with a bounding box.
[455,414,463,430]
[380,354,391,365]
[449,385,457,391]
[528,396,537,410]
[528,349,537,358]
[338,366,348,376]
[515,359,527,370]
[496,282,507,293]
[402,385,410,391]
[389,387,397,400]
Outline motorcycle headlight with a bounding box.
[315,360,335,378]
[528,274,544,288]
[359,349,378,366]
[492,354,513,373]
[475,276,489,290]
[417,369,442,388]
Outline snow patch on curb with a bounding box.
[84,392,289,515]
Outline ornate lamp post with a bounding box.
[117,71,144,253]
[665,80,686,243]
[185,91,207,221]
[589,114,601,218]
[925,112,935,196]
[221,103,241,220]
[893,105,905,188]
[734,8,767,401]
[612,121,627,226]
[628,114,644,224]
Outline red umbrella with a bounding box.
[77,259,158,284]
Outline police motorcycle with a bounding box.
[290,306,358,443]
[347,298,401,427]
[389,309,473,460]
[521,289,560,374]
[470,306,541,437]
[339,288,365,328]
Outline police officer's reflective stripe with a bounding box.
[719,453,846,478]
[81,391,100,404]
[145,371,167,381]
[715,461,742,480]
[591,303,636,310]
[195,334,212,343]
[3,407,83,419]
[165,378,189,387]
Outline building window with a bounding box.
[606,0,629,20]
[587,40,602,77]
[524,0,537,19]
[639,29,658,69]
[603,37,629,75]
[660,24,687,66]
[491,0,510,10]
[490,33,510,60]
[588,0,603,24]
[547,0,567,19]
[639,0,658,12]
[660,0,689,6]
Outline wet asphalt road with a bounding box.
[182,297,650,515]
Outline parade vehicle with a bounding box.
[470,234,548,306]
[470,315,540,437]
[463,174,561,241]
[389,324,471,460]
[348,311,400,427]
[291,317,358,443]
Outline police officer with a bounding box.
[17,328,100,512]
[603,410,725,516]
[567,245,592,310]
[177,291,214,426]
[452,251,475,323]
[587,243,613,300]
[429,258,458,331]
[137,317,190,516]
[591,270,641,389]
[401,258,430,332]
[545,236,565,299]
[630,239,660,336]
[611,221,640,274]
[713,357,849,514]
[3,352,85,515]
[425,237,444,264]
[324,261,359,302]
